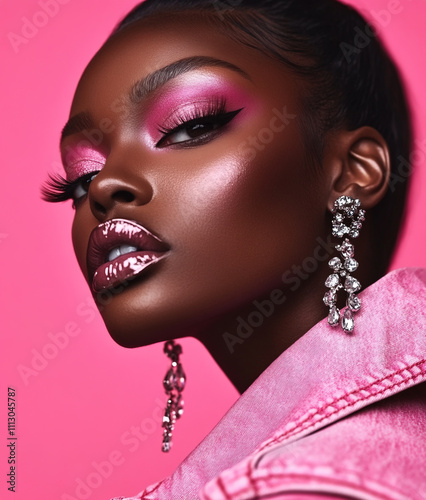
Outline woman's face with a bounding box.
[63,12,330,347]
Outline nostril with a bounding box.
[112,190,135,203]
[94,201,106,215]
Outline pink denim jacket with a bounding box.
[113,268,426,500]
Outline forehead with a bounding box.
[71,11,303,114]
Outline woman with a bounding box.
[43,0,426,498]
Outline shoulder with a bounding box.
[201,382,426,500]
[260,382,426,498]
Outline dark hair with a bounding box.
[113,0,412,280]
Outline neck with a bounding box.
[196,228,378,393]
[197,269,330,393]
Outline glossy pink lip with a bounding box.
[87,219,169,293]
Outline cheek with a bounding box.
[161,129,310,277]
[173,158,245,231]
[170,113,307,222]
[190,126,308,225]
[190,124,320,275]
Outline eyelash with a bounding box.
[43,98,242,205]
[41,172,99,208]
[156,97,242,147]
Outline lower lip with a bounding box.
[91,251,167,294]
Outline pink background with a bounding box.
[1,1,425,499]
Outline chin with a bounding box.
[102,317,176,349]
[95,290,196,349]
[99,307,174,348]
[108,333,148,349]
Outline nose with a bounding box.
[88,164,153,221]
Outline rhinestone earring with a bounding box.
[161,340,185,452]
[324,196,366,333]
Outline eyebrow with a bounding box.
[60,112,95,144]
[60,56,251,143]
[129,55,251,103]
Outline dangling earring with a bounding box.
[161,340,185,452]
[324,195,366,333]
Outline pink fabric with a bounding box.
[112,268,426,500]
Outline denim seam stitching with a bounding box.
[256,358,426,454]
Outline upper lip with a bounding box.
[86,218,169,282]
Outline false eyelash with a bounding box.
[41,172,95,203]
[41,173,76,203]
[157,96,227,135]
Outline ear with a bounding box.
[326,126,390,211]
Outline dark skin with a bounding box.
[62,12,390,393]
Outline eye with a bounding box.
[72,172,99,208]
[156,109,242,148]
[154,96,243,148]
[41,171,100,209]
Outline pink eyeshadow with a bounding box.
[62,143,106,182]
[143,73,259,145]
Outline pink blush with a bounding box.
[62,143,106,181]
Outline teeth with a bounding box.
[107,245,138,262]
[107,247,121,262]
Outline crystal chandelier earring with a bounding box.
[324,196,366,333]
[161,340,185,452]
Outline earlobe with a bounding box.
[327,126,390,211]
